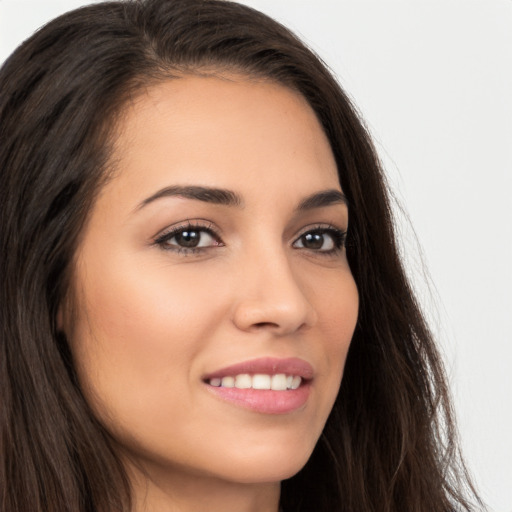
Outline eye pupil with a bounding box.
[302,232,324,249]
[176,230,200,247]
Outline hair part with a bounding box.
[0,1,482,511]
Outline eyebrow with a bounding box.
[136,185,243,211]
[296,189,347,211]
[136,185,347,212]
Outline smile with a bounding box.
[207,374,302,390]
[203,357,313,414]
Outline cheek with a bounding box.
[67,253,221,428]
[313,269,358,394]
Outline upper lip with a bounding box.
[203,357,314,381]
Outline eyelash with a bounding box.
[153,222,347,256]
[153,221,222,255]
[293,225,347,256]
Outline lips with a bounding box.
[203,357,313,414]
[203,357,314,381]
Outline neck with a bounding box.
[125,458,281,512]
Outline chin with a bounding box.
[204,439,317,485]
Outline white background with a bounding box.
[1,1,510,510]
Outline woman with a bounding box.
[0,0,482,511]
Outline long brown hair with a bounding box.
[0,1,482,510]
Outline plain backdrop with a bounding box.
[1,1,511,511]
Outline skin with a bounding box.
[62,74,359,512]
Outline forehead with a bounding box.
[106,74,340,205]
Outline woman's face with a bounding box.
[64,75,358,488]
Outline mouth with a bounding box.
[202,357,313,414]
[206,373,303,390]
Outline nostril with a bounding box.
[253,321,279,329]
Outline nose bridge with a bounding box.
[231,237,317,334]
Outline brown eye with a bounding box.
[293,228,346,253]
[155,225,222,252]
[301,232,332,250]
[174,230,202,248]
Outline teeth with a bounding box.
[221,376,235,388]
[271,374,288,391]
[234,374,252,389]
[290,375,301,390]
[209,373,302,390]
[252,374,271,390]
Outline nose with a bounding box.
[231,250,318,336]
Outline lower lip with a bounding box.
[205,383,311,414]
